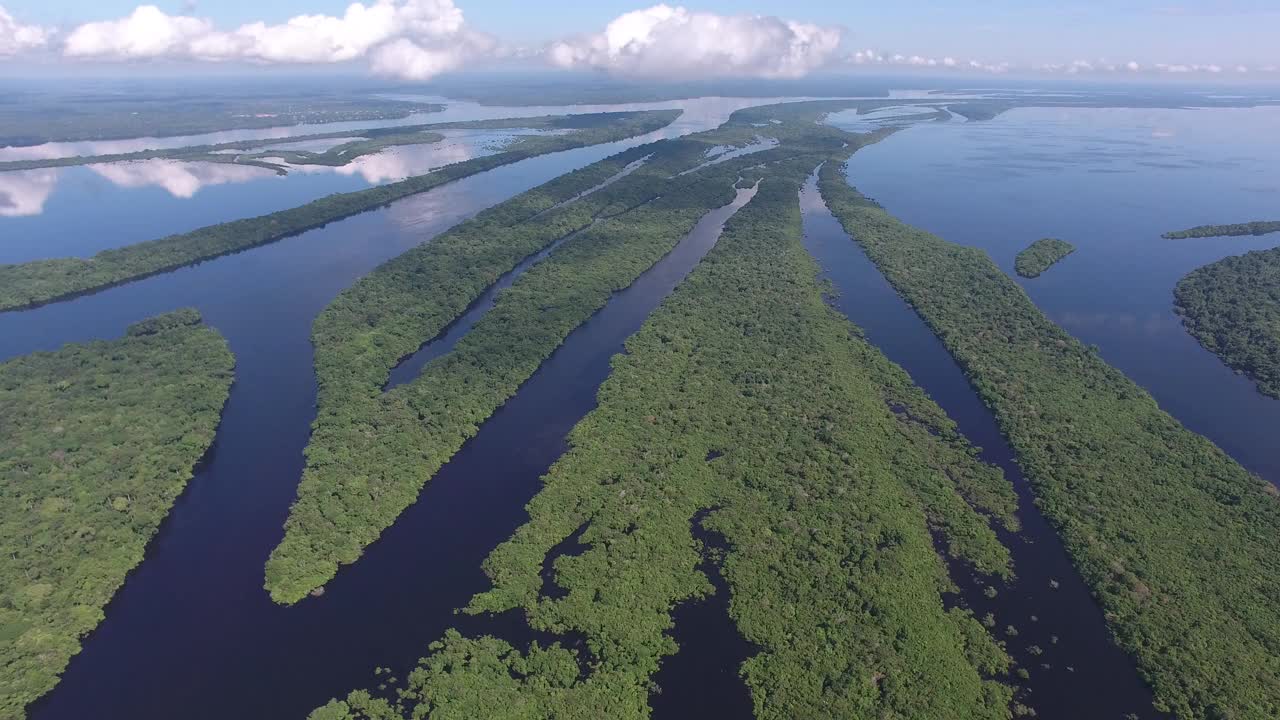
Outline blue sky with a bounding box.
[4,1,1279,80]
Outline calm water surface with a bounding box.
[846,106,1280,485]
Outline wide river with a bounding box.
[1,97,1274,719]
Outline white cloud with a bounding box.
[547,4,842,79]
[0,5,50,56]
[847,48,1013,73]
[850,49,884,65]
[63,0,490,80]
[65,5,212,59]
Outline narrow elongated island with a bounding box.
[0,310,235,717]
[1014,238,1076,278]
[1162,220,1280,239]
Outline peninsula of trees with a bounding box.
[0,310,234,718]
[1175,246,1280,398]
[265,117,852,603]
[820,161,1280,720]
[0,110,679,313]
[1014,238,1076,278]
[1162,220,1280,239]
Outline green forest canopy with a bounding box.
[265,114,853,604]
[1014,238,1076,278]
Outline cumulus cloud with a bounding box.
[0,5,49,56]
[547,4,842,79]
[64,6,212,59]
[1030,57,1249,76]
[847,48,1009,73]
[63,0,491,80]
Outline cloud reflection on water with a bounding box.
[87,159,277,198]
[0,169,57,217]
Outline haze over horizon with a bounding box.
[2,0,1279,83]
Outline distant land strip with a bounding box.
[1162,220,1280,239]
[0,110,680,313]
[0,112,670,173]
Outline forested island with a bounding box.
[309,123,1021,720]
[0,310,234,717]
[1014,238,1076,278]
[820,161,1280,720]
[1175,247,1280,398]
[1162,220,1280,239]
[0,110,679,313]
[265,114,874,603]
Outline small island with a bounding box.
[1014,238,1076,278]
[1162,221,1280,240]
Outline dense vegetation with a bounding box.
[1162,220,1280,240]
[821,161,1280,719]
[309,146,1017,720]
[0,91,440,147]
[1014,238,1076,278]
[265,119,828,603]
[0,310,234,718]
[1174,247,1280,398]
[0,111,679,312]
